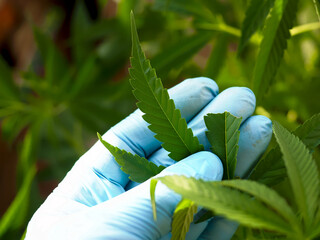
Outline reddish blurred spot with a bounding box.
[36,160,58,199]
[38,180,58,199]
[102,0,117,19]
[113,61,130,82]
[228,42,238,52]
[193,43,212,69]
[0,2,17,44]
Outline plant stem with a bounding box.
[195,22,241,37]
[290,22,320,36]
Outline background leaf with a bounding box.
[253,0,299,104]
[204,35,229,80]
[0,57,19,100]
[153,0,214,21]
[152,32,213,80]
[238,0,275,53]
[33,27,69,89]
[293,113,320,149]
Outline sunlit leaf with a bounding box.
[250,113,320,186]
[157,175,296,235]
[219,180,299,229]
[129,12,203,161]
[238,0,274,53]
[273,121,320,228]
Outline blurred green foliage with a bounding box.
[0,0,319,238]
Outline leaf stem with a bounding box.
[195,22,241,37]
[290,22,320,36]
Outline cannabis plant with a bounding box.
[99,8,320,240]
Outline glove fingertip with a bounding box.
[161,151,223,181]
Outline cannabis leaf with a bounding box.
[253,0,299,104]
[204,112,242,179]
[97,133,165,183]
[250,113,320,186]
[293,113,320,149]
[171,199,197,240]
[33,27,69,87]
[156,175,297,236]
[273,121,320,229]
[249,147,285,186]
[219,180,299,230]
[150,179,198,239]
[238,0,274,53]
[153,0,214,21]
[129,12,203,161]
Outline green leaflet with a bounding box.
[157,175,296,236]
[219,180,300,231]
[205,35,229,80]
[153,0,214,21]
[252,0,299,104]
[293,113,320,149]
[33,27,69,88]
[67,55,98,99]
[199,0,225,16]
[152,32,213,80]
[70,0,93,66]
[204,112,242,179]
[249,147,285,186]
[196,112,242,223]
[273,122,320,229]
[250,113,320,186]
[171,199,197,240]
[97,133,165,183]
[129,12,203,161]
[238,0,274,53]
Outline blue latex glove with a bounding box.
[25,77,272,240]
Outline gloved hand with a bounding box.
[25,77,272,240]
